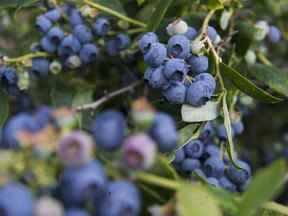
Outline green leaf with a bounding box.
[72,88,94,108]
[222,92,239,168]
[181,101,220,123]
[177,182,222,216]
[238,160,286,216]
[248,64,288,97]
[93,0,126,15]
[207,0,224,10]
[149,156,178,180]
[0,0,39,9]
[147,0,173,31]
[136,0,145,6]
[0,90,9,128]
[220,63,283,103]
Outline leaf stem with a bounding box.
[75,81,141,111]
[256,52,272,66]
[83,0,147,28]
[134,172,179,190]
[263,202,288,215]
[4,52,49,64]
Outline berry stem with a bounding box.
[195,9,216,41]
[4,52,49,64]
[134,172,179,190]
[263,201,288,215]
[76,81,142,111]
[83,0,147,28]
[256,52,272,66]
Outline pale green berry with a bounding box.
[49,61,62,74]
[254,20,269,41]
[166,19,188,36]
[17,72,30,90]
[191,39,204,54]
[66,55,82,69]
[245,50,256,65]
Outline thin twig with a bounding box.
[75,81,141,111]
[4,52,49,64]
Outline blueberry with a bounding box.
[204,144,220,158]
[150,112,178,152]
[40,36,57,53]
[90,110,126,150]
[163,81,187,104]
[204,156,225,178]
[144,42,167,67]
[181,158,201,173]
[167,35,190,59]
[68,8,84,26]
[35,15,52,33]
[166,19,188,36]
[115,33,131,50]
[174,148,185,163]
[47,27,65,44]
[1,66,18,85]
[58,160,107,206]
[79,44,99,64]
[207,177,220,188]
[144,66,169,89]
[200,122,213,140]
[219,177,237,192]
[106,39,119,56]
[34,196,64,216]
[194,73,216,94]
[122,134,156,170]
[217,124,235,140]
[73,24,93,44]
[207,26,218,41]
[268,25,281,43]
[187,55,209,74]
[184,26,197,40]
[98,180,140,216]
[58,35,81,57]
[93,17,110,36]
[44,8,61,22]
[65,209,90,216]
[163,58,188,81]
[58,131,94,167]
[32,58,50,76]
[49,60,62,74]
[226,160,251,185]
[65,55,82,69]
[0,182,34,216]
[138,32,158,54]
[185,81,214,107]
[232,120,244,136]
[184,139,204,158]
[30,42,41,52]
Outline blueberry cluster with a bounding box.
[173,120,251,192]
[138,23,218,107]
[30,4,131,76]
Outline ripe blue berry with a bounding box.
[106,39,119,56]
[207,177,220,187]
[268,25,281,43]
[58,35,81,57]
[32,58,50,76]
[144,42,167,67]
[184,139,204,158]
[163,58,188,81]
[167,35,190,59]
[58,131,94,167]
[207,26,218,41]
[174,148,185,163]
[181,158,201,173]
[65,209,89,216]
[59,160,107,206]
[79,44,99,64]
[73,24,93,44]
[44,8,61,22]
[0,182,34,216]
[145,66,169,89]
[184,26,197,40]
[122,134,156,170]
[187,55,209,74]
[47,27,65,44]
[204,144,220,158]
[204,156,225,178]
[232,120,244,135]
[194,73,216,94]
[226,160,251,185]
[186,81,213,107]
[219,177,237,192]
[35,15,52,33]
[150,112,178,152]
[68,8,84,26]
[98,180,140,216]
[93,17,110,36]
[1,66,18,85]
[138,32,158,54]
[115,33,131,50]
[40,36,57,53]
[90,110,126,150]
[217,124,235,140]
[162,81,187,104]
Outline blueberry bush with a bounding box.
[0,0,288,215]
